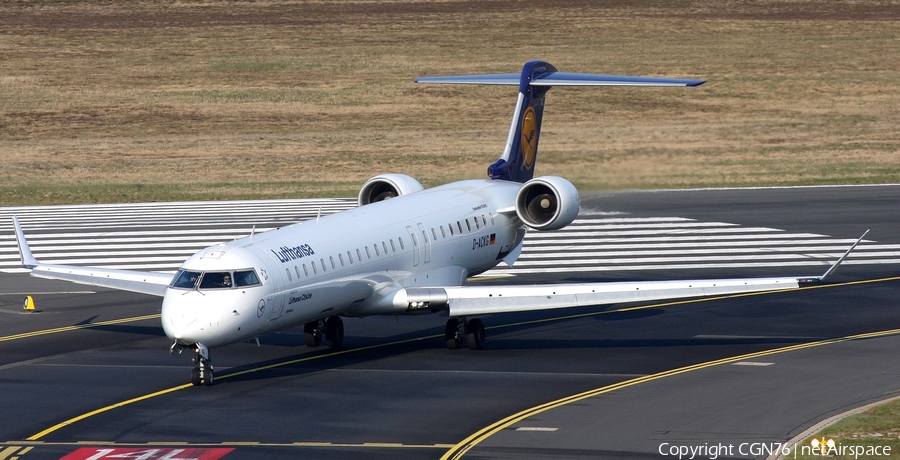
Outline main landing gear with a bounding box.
[304,316,344,348]
[190,343,214,386]
[445,317,485,350]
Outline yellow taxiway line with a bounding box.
[0,314,161,344]
[15,276,900,455]
[442,277,900,460]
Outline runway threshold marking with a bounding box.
[22,276,900,452]
[0,314,161,343]
[1,441,454,450]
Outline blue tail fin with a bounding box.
[415,61,704,183]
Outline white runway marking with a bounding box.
[0,198,895,275]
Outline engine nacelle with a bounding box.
[358,174,425,206]
[515,176,580,231]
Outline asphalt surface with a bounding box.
[1,185,899,460]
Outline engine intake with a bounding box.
[358,174,425,206]
[515,176,580,231]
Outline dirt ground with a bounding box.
[1,0,898,204]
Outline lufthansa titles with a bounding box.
[271,244,315,263]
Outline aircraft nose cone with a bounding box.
[167,313,198,341]
[161,291,201,342]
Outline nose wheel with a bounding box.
[189,343,214,386]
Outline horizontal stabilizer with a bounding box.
[415,72,705,87]
[416,61,705,182]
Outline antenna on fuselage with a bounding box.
[316,208,322,221]
[249,225,256,241]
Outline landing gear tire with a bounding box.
[325,316,344,348]
[304,321,323,347]
[190,343,214,386]
[466,318,485,350]
[445,318,462,350]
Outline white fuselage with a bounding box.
[160,180,525,347]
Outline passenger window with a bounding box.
[391,239,397,252]
[431,228,437,241]
[347,251,353,264]
[311,263,318,274]
[401,237,407,249]
[366,246,372,258]
[383,241,389,254]
[320,258,327,272]
[285,268,292,282]
[338,254,344,266]
[303,264,309,276]
[474,218,480,230]
[295,266,302,278]
[375,244,381,257]
[457,221,463,234]
[356,248,362,261]
[235,269,261,287]
[448,224,455,236]
[441,226,447,238]
[466,219,472,232]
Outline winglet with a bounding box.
[12,216,39,269]
[798,229,869,285]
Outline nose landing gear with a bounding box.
[189,343,214,386]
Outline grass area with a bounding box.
[1,0,899,205]
[789,397,900,460]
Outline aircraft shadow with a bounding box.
[482,336,819,351]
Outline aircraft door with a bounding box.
[268,267,285,321]
[406,225,420,267]
[417,223,431,264]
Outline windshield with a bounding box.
[171,270,201,289]
[200,272,233,289]
[170,269,261,290]
[234,269,261,287]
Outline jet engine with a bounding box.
[358,174,425,206]
[515,176,580,231]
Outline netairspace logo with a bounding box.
[798,437,892,459]
[657,438,893,460]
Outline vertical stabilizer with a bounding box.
[415,61,704,183]
[488,61,556,183]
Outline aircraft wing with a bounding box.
[444,276,803,317]
[12,216,172,297]
[441,229,868,317]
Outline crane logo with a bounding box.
[520,106,537,170]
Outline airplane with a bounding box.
[11,60,865,386]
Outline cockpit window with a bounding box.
[171,270,201,289]
[234,269,261,287]
[199,272,233,289]
[171,269,261,290]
